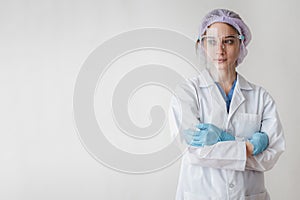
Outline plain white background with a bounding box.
[1,0,299,199]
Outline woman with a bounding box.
[170,9,285,200]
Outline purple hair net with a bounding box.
[198,9,252,65]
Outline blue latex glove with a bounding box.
[184,123,235,147]
[249,132,269,155]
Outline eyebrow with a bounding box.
[203,35,237,38]
[224,35,236,39]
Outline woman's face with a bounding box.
[202,22,241,71]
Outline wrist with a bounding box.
[220,131,235,141]
[246,141,254,157]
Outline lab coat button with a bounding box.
[229,183,234,188]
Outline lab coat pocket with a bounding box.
[232,113,261,139]
[244,191,267,200]
[184,192,220,200]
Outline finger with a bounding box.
[184,130,201,138]
[190,140,203,147]
[196,123,209,130]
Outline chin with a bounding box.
[214,62,231,70]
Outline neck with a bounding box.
[217,70,237,95]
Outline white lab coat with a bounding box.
[170,69,285,200]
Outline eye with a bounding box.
[206,38,217,46]
[224,39,235,45]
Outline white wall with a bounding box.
[1,0,299,199]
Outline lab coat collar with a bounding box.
[198,68,253,91]
[196,69,253,119]
[237,73,253,90]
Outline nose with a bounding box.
[216,41,225,54]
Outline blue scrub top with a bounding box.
[215,79,237,113]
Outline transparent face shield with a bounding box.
[199,27,244,89]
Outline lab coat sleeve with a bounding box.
[187,141,247,171]
[179,91,285,172]
[169,79,200,141]
[245,92,285,172]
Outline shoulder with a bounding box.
[174,70,212,101]
[237,73,275,101]
[182,69,214,89]
[173,76,201,101]
[176,72,205,92]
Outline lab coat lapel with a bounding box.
[211,85,227,110]
[210,84,228,127]
[228,74,250,119]
[228,86,245,119]
[199,69,226,111]
[199,69,228,126]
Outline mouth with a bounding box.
[214,58,227,63]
